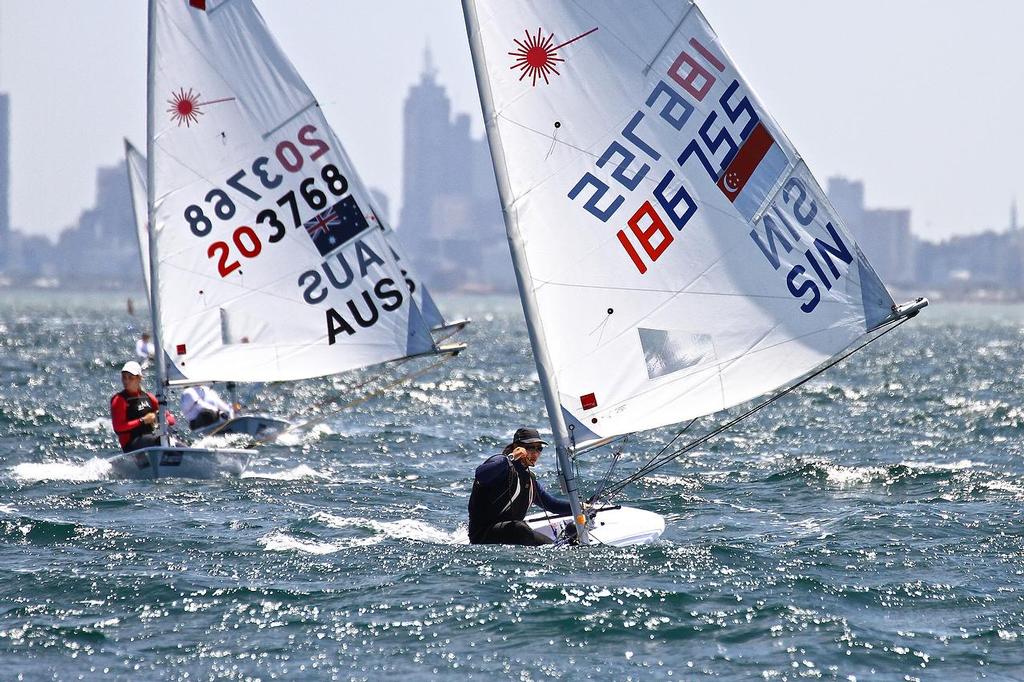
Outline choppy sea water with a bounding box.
[1,290,1023,680]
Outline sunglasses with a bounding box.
[524,444,543,452]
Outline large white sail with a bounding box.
[465,1,899,446]
[149,0,435,384]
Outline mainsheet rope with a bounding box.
[590,316,912,503]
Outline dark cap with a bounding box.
[513,427,548,446]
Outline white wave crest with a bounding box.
[822,464,887,487]
[191,432,252,449]
[11,457,112,482]
[274,423,332,447]
[982,480,1024,497]
[242,464,327,481]
[71,417,111,433]
[645,474,698,489]
[903,459,978,472]
[314,512,468,544]
[259,531,342,554]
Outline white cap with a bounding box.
[120,361,143,376]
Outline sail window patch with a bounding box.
[639,328,713,380]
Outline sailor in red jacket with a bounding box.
[110,361,175,452]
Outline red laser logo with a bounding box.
[509,26,598,86]
[166,88,236,127]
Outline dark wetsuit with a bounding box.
[468,454,572,546]
[110,390,175,452]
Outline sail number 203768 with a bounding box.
[567,37,756,275]
[180,124,350,278]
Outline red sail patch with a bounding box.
[716,122,775,202]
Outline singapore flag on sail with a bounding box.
[716,122,789,222]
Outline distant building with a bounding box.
[915,228,1024,293]
[52,161,140,289]
[5,231,56,281]
[827,177,915,286]
[0,93,9,272]
[397,48,512,292]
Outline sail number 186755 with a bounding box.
[568,36,755,275]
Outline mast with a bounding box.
[462,0,589,543]
[146,0,170,446]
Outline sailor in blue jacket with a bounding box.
[468,427,573,545]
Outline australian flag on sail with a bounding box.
[303,196,369,256]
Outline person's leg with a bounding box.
[479,520,553,546]
[124,433,162,452]
[189,410,220,430]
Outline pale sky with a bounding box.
[1,1,1021,242]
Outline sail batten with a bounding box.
[466,0,902,444]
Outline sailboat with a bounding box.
[108,0,463,479]
[125,138,464,443]
[125,139,286,442]
[462,0,926,545]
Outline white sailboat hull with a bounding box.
[526,505,665,547]
[192,415,291,442]
[107,446,254,480]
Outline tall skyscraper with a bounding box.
[51,160,138,287]
[0,93,10,271]
[827,176,915,285]
[397,48,511,292]
[826,177,865,234]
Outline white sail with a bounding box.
[324,141,447,330]
[150,0,435,384]
[464,1,899,447]
[128,138,447,331]
[125,140,151,298]
[377,221,446,330]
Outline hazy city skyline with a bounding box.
[1,0,1022,243]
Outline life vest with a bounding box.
[118,390,156,442]
[467,454,534,542]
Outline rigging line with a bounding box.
[589,444,623,503]
[592,422,692,506]
[606,317,910,493]
[601,316,911,496]
[280,353,457,435]
[634,418,696,476]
